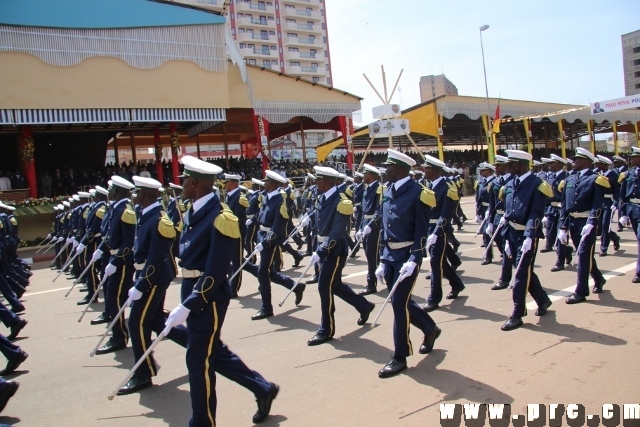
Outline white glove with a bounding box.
[75,243,86,255]
[254,242,264,253]
[521,237,533,254]
[475,215,482,224]
[355,230,363,241]
[581,223,594,237]
[103,263,117,278]
[504,241,512,258]
[542,217,549,228]
[245,219,253,226]
[165,304,190,329]
[72,239,79,249]
[57,237,64,242]
[611,205,617,212]
[399,261,417,279]
[128,287,143,301]
[299,215,310,228]
[557,229,569,245]
[66,237,73,244]
[309,252,321,266]
[375,263,386,283]
[499,216,508,227]
[91,249,103,262]
[620,216,630,227]
[426,234,438,250]
[46,233,52,239]
[484,210,490,219]
[486,223,494,236]
[362,225,372,237]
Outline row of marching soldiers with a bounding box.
[475,146,640,331]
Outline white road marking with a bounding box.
[24,286,72,297]
[526,261,637,309]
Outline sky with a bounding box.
[324,0,639,125]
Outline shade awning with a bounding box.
[8,108,226,125]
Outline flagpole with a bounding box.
[479,24,493,163]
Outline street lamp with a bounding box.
[479,24,493,161]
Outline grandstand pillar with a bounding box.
[154,125,164,184]
[613,121,619,156]
[300,121,307,162]
[196,135,201,159]
[113,134,119,167]
[130,133,137,164]
[20,126,38,198]
[223,122,230,169]
[170,123,180,184]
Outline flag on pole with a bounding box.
[492,98,501,134]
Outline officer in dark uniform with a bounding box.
[280,181,305,267]
[118,176,187,395]
[352,172,365,239]
[423,155,465,311]
[95,176,137,354]
[498,150,553,331]
[91,182,115,325]
[306,166,374,346]
[75,186,108,305]
[545,155,573,270]
[223,174,248,297]
[486,155,514,290]
[559,148,608,303]
[164,156,278,426]
[167,183,185,259]
[595,155,621,256]
[248,170,305,320]
[245,178,264,260]
[355,164,383,296]
[376,150,440,378]
[539,158,552,181]
[618,147,640,282]
[476,162,496,265]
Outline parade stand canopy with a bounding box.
[315,95,640,162]
[0,0,362,201]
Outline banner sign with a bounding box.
[372,104,402,119]
[591,94,640,115]
[368,119,410,138]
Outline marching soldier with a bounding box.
[618,147,640,282]
[247,170,305,320]
[280,181,305,267]
[245,178,264,260]
[423,155,465,312]
[164,156,278,426]
[352,172,365,241]
[355,164,383,296]
[95,176,137,354]
[306,166,374,346]
[476,162,496,265]
[498,150,553,331]
[595,155,621,256]
[223,174,249,297]
[486,155,514,290]
[118,176,187,395]
[74,186,109,305]
[559,148,608,302]
[544,155,573,272]
[167,183,185,259]
[376,150,440,378]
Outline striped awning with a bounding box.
[130,108,226,123]
[7,108,226,125]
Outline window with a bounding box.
[270,45,277,50]
[287,33,298,38]
[635,58,640,66]
[311,62,318,69]
[247,44,254,49]
[269,30,275,35]
[322,23,325,30]
[289,47,299,52]
[327,77,331,85]
[635,71,640,78]
[290,61,300,66]
[237,13,244,18]
[633,46,640,54]
[326,64,329,70]
[230,12,234,19]
[312,77,319,83]
[248,59,256,65]
[267,1,272,5]
[268,16,274,20]
[239,43,246,48]
[323,36,327,43]
[272,60,278,65]
[263,60,271,67]
[286,19,296,23]
[636,83,640,89]
[238,28,245,33]
[325,51,328,57]
[231,28,235,35]
[285,4,295,9]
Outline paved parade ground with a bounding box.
[5,200,640,426]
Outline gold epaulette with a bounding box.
[96,206,106,219]
[346,187,353,198]
[239,194,249,208]
[498,186,505,201]
[82,208,89,219]
[487,182,492,192]
[558,180,566,192]
[337,193,354,215]
[376,186,382,195]
[10,217,17,226]
[66,213,72,219]
[178,201,186,213]
[538,181,554,198]
[474,181,478,191]
[122,204,137,225]
[420,188,436,207]
[595,175,611,188]
[447,183,460,201]
[289,192,296,200]
[618,172,626,184]
[214,208,240,239]
[158,212,177,239]
[280,202,290,220]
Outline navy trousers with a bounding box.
[105,261,133,345]
[427,233,464,305]
[508,238,550,318]
[253,246,296,312]
[363,226,380,288]
[569,219,604,297]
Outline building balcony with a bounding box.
[237,32,273,42]
[284,36,317,46]
[241,47,274,57]
[285,22,321,33]
[172,0,223,12]
[281,8,321,21]
[234,1,275,14]
[284,49,323,60]
[282,0,318,6]
[287,65,326,76]
[236,17,273,28]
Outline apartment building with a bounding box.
[419,74,458,102]
[622,29,640,96]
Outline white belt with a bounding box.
[317,235,327,243]
[550,202,561,207]
[509,221,526,231]
[182,269,203,279]
[429,219,438,224]
[387,241,412,250]
[496,210,505,215]
[630,198,640,203]
[604,194,613,199]
[363,214,374,219]
[482,202,489,206]
[247,214,255,219]
[259,226,271,232]
[134,263,145,271]
[569,211,590,218]
[93,233,102,238]
[110,249,118,255]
